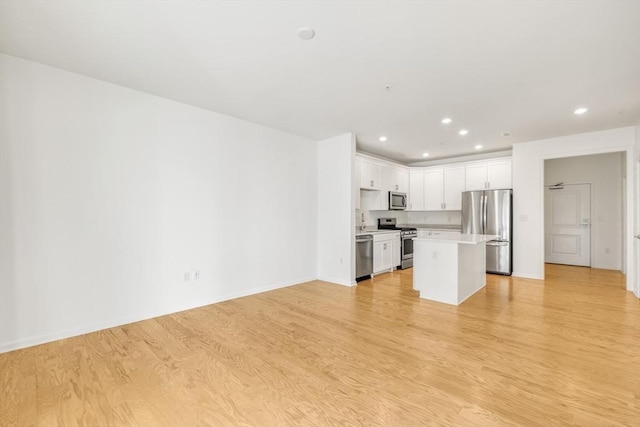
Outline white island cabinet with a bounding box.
[413,234,497,305]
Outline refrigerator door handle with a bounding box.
[486,241,510,246]
[482,195,487,234]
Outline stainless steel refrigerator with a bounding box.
[461,189,512,275]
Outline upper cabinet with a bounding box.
[383,165,409,194]
[443,166,466,210]
[465,159,512,191]
[423,166,465,211]
[409,166,464,211]
[408,170,425,211]
[357,154,511,212]
[359,158,382,190]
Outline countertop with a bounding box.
[355,224,461,236]
[405,224,462,231]
[355,228,401,237]
[414,234,497,245]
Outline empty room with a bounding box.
[1,1,639,425]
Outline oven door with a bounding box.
[402,234,414,260]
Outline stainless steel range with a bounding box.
[377,218,417,269]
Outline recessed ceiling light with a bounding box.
[297,27,316,40]
[475,144,483,150]
[441,118,452,124]
[422,152,430,157]
[501,131,511,137]
[574,107,588,115]
[379,136,387,142]
[459,129,468,136]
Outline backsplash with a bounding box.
[407,210,461,226]
[355,209,461,227]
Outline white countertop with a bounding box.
[414,233,498,245]
[355,228,401,237]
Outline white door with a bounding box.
[545,183,591,266]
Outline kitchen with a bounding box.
[355,151,512,293]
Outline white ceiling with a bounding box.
[1,1,639,164]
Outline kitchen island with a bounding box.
[413,233,497,305]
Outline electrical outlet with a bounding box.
[184,272,191,281]
[194,270,200,280]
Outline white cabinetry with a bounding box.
[465,159,512,190]
[443,166,465,210]
[383,165,409,193]
[424,168,444,210]
[373,232,399,274]
[392,234,401,268]
[359,158,382,190]
[408,170,424,211]
[421,166,465,211]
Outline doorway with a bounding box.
[544,183,591,266]
[543,152,625,271]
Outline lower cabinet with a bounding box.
[373,232,400,274]
[392,235,401,268]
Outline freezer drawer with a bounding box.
[486,240,512,275]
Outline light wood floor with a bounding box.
[1,264,639,426]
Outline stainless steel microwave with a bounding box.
[389,191,407,210]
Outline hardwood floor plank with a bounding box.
[1,264,638,425]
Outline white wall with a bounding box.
[0,54,319,352]
[544,153,623,270]
[317,133,355,286]
[634,125,640,297]
[512,127,636,292]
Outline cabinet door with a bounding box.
[408,171,424,211]
[396,167,409,193]
[465,163,488,191]
[373,241,385,273]
[443,166,465,210]
[424,168,444,210]
[360,159,382,190]
[381,240,392,271]
[392,235,401,267]
[381,164,393,192]
[487,159,512,189]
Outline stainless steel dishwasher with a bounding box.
[356,235,373,281]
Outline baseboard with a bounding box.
[512,272,544,280]
[316,275,356,287]
[0,275,316,354]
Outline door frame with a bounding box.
[540,148,635,292]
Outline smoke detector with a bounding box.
[297,27,316,40]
